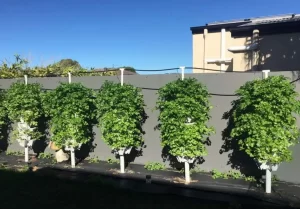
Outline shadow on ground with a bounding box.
[0,165,292,209]
[220,103,263,178]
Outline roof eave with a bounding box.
[190,22,250,34]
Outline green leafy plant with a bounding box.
[4,82,44,144]
[231,76,300,164]
[42,83,96,149]
[244,176,256,182]
[88,157,100,163]
[107,158,120,164]
[0,55,119,79]
[156,78,214,159]
[96,81,145,151]
[0,55,27,78]
[0,90,8,141]
[6,150,24,156]
[18,164,30,172]
[38,153,53,159]
[144,162,166,171]
[272,174,279,182]
[211,169,228,179]
[211,169,255,181]
[227,170,243,179]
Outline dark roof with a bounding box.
[191,14,300,36]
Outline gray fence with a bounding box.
[1,71,300,183]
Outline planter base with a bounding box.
[55,149,69,163]
[176,156,195,164]
[117,147,132,155]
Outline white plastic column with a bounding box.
[185,161,190,183]
[68,72,72,83]
[120,155,125,173]
[180,66,185,80]
[266,169,271,193]
[251,29,259,70]
[24,75,29,163]
[24,142,29,163]
[24,75,28,85]
[203,29,208,71]
[70,147,75,168]
[220,28,226,72]
[120,68,125,86]
[262,70,270,79]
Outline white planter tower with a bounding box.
[17,118,34,163]
[176,156,195,183]
[117,147,132,173]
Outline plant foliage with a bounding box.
[231,76,300,164]
[4,82,44,141]
[42,83,96,149]
[0,55,118,78]
[55,59,81,69]
[96,81,145,150]
[156,78,214,159]
[0,90,8,140]
[144,162,166,171]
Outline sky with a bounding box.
[1,0,300,74]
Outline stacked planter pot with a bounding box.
[156,78,215,183]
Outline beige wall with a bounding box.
[192,30,300,73]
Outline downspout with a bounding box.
[203,29,208,73]
[252,29,260,71]
[221,28,226,72]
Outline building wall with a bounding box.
[192,30,300,73]
[1,72,300,183]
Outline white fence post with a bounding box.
[68,72,72,84]
[24,140,29,163]
[24,75,28,85]
[24,75,29,163]
[120,155,125,173]
[70,147,75,168]
[262,70,270,79]
[120,68,125,86]
[180,66,185,80]
[184,161,190,183]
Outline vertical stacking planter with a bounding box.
[231,75,300,193]
[96,81,145,173]
[42,83,96,168]
[156,78,214,183]
[4,82,44,162]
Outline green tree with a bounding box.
[0,55,28,78]
[156,78,214,159]
[96,81,145,173]
[4,82,44,141]
[231,76,300,164]
[42,83,96,150]
[3,82,44,162]
[55,59,81,69]
[96,81,145,150]
[0,90,8,141]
